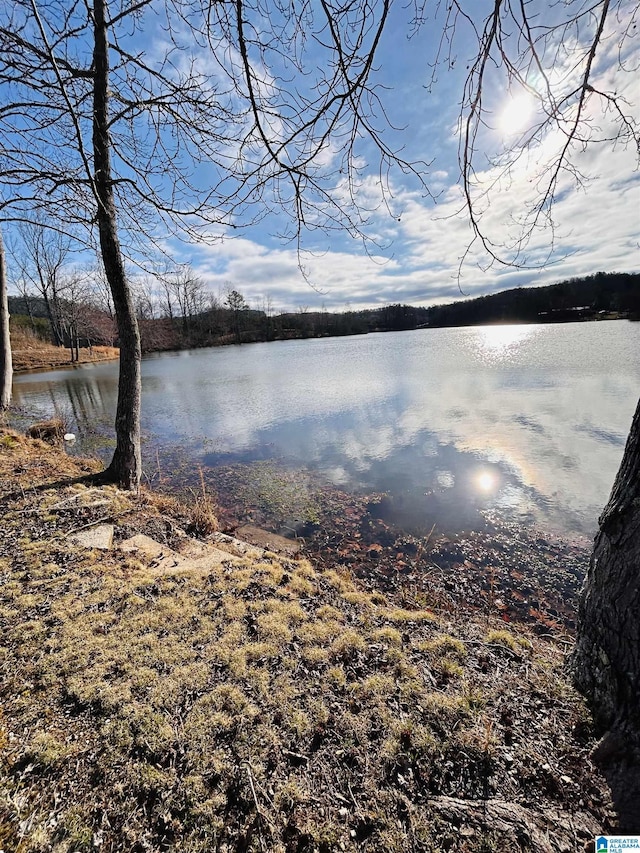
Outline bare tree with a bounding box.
[133,278,158,323]
[15,220,74,346]
[438,0,640,805]
[160,266,207,339]
[7,238,38,334]
[0,0,414,487]
[89,263,115,322]
[54,271,96,361]
[0,228,11,409]
[431,0,640,268]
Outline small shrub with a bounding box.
[26,419,65,444]
[485,629,531,653]
[371,626,402,647]
[327,666,347,687]
[438,658,464,679]
[316,604,345,622]
[187,469,219,536]
[352,673,395,699]
[330,629,366,659]
[418,634,467,660]
[27,730,74,768]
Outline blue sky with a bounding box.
[166,0,640,312]
[3,0,639,313]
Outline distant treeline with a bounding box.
[9,271,639,354]
[423,271,640,328]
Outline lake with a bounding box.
[12,321,639,541]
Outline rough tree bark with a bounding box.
[573,396,640,739]
[91,0,141,490]
[0,229,12,410]
[42,290,63,347]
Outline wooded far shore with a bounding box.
[9,270,638,367]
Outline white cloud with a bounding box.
[168,13,640,314]
[181,127,638,311]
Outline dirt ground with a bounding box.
[0,428,621,852]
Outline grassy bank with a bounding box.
[10,326,119,373]
[0,428,614,851]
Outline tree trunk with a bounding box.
[67,325,75,362]
[573,396,640,738]
[23,291,36,333]
[572,396,640,828]
[92,0,141,490]
[42,290,62,346]
[0,229,13,410]
[50,288,65,347]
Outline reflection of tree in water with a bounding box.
[67,378,108,427]
[12,325,637,541]
[13,371,118,445]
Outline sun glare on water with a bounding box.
[476,324,533,363]
[476,471,497,493]
[481,325,531,350]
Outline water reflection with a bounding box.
[12,362,118,436]
[12,322,639,538]
[476,324,535,363]
[476,470,498,493]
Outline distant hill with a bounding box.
[421,271,640,328]
[9,294,52,321]
[9,271,638,356]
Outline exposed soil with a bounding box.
[0,429,620,852]
[203,463,590,638]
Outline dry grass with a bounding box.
[10,325,119,373]
[0,428,612,852]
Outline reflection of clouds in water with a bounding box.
[435,470,455,489]
[573,422,626,446]
[512,414,546,434]
[13,323,639,536]
[195,328,635,533]
[142,340,396,451]
[365,376,625,527]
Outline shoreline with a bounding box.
[12,346,120,374]
[6,400,595,639]
[0,426,618,848]
[11,314,634,377]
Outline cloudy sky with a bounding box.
[162,0,639,313]
[4,0,638,313]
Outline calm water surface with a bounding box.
[13,322,639,539]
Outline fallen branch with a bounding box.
[63,507,136,537]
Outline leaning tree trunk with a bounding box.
[0,228,13,410]
[573,396,640,739]
[92,0,141,490]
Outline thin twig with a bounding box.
[242,761,270,852]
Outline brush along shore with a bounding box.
[10,326,119,373]
[0,428,614,852]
